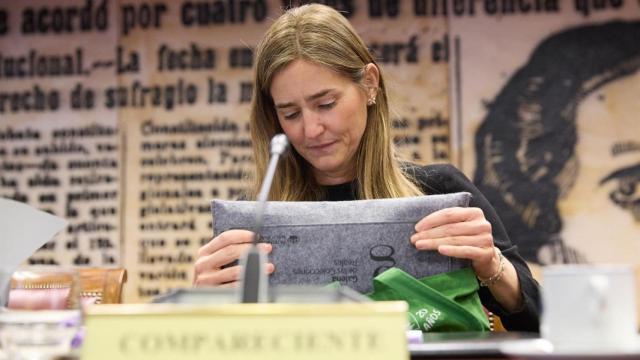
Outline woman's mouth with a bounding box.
[307,141,337,153]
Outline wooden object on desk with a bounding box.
[79,268,127,304]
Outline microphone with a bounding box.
[240,134,289,303]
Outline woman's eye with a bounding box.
[319,101,336,109]
[283,111,299,120]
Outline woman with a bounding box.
[194,4,540,332]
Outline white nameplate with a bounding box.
[82,302,409,360]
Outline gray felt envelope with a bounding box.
[211,192,472,293]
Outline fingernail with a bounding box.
[437,245,450,255]
[417,240,432,250]
[260,243,272,252]
[266,263,275,274]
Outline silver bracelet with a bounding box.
[478,247,505,287]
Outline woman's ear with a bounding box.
[363,63,380,100]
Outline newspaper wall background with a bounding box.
[0,0,449,302]
[0,0,120,269]
[1,0,638,302]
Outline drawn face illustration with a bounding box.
[270,60,369,185]
[557,71,640,263]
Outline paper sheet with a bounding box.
[0,198,67,306]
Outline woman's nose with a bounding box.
[303,111,325,139]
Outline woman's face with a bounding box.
[557,71,640,263]
[269,60,377,185]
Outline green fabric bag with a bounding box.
[366,267,490,332]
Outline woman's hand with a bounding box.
[411,206,524,312]
[193,229,275,287]
[410,207,500,280]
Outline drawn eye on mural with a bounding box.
[600,163,640,222]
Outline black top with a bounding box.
[323,163,541,332]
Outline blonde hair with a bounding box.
[249,4,423,200]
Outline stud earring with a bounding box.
[367,97,376,106]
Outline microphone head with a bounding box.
[270,134,289,156]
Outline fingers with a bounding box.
[415,207,485,232]
[197,229,255,258]
[194,265,242,287]
[194,229,274,288]
[195,242,272,278]
[437,244,492,261]
[411,207,494,262]
[413,233,493,251]
[193,262,276,287]
[411,219,491,244]
[412,207,491,243]
[413,207,503,280]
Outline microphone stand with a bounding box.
[240,134,288,303]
